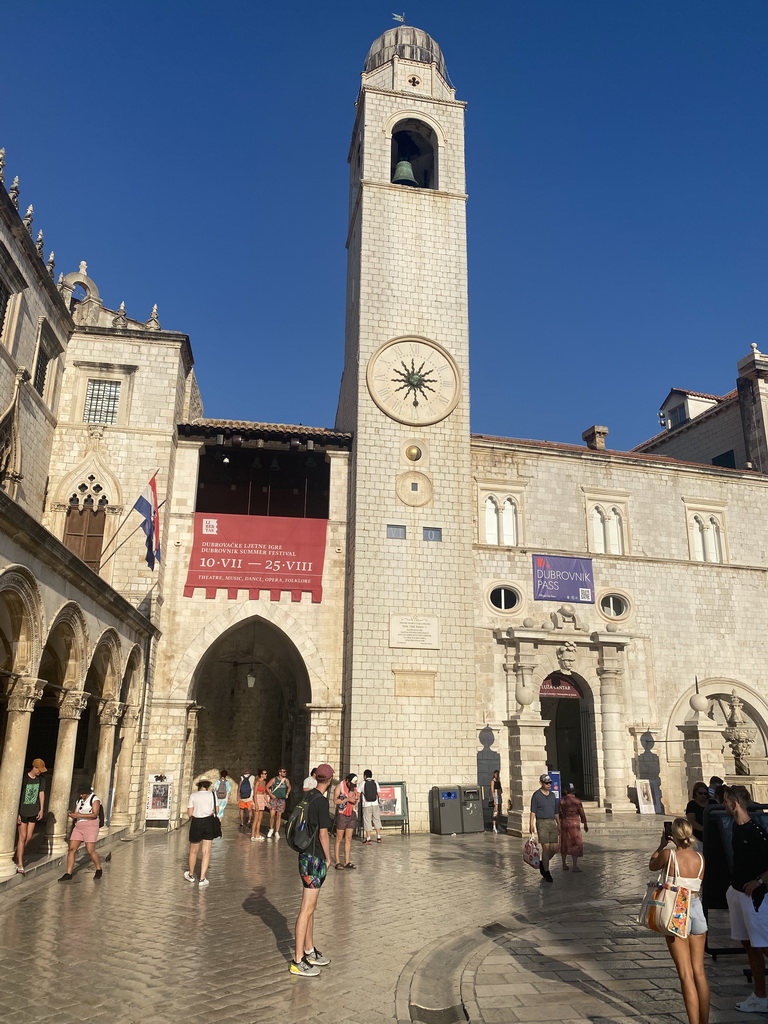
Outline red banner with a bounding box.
[183,514,328,602]
[539,673,582,699]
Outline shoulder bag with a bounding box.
[638,849,691,938]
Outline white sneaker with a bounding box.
[198,877,210,888]
[184,871,195,883]
[274,830,280,840]
[736,995,768,1013]
[250,836,258,842]
[267,828,274,838]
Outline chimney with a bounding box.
[582,425,609,451]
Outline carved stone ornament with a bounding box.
[112,301,128,328]
[724,690,756,776]
[121,705,141,729]
[97,699,123,728]
[23,205,33,232]
[556,641,577,675]
[0,148,5,184]
[9,176,19,209]
[8,679,45,713]
[145,304,161,331]
[58,690,88,721]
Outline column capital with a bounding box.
[58,690,88,721]
[7,677,45,713]
[97,699,123,727]
[121,705,141,728]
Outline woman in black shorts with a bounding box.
[185,779,218,887]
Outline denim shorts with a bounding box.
[688,893,707,935]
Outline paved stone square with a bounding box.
[0,816,757,1023]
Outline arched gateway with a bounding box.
[188,616,313,793]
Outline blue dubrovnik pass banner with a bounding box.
[532,554,594,603]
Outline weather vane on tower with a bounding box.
[392,12,406,24]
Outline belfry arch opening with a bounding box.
[190,617,311,795]
[391,119,438,189]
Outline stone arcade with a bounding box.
[0,28,767,865]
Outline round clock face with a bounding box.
[366,338,460,426]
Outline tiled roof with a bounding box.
[668,388,727,401]
[179,419,352,444]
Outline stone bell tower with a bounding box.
[336,27,476,826]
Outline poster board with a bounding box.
[146,773,174,827]
[635,777,661,814]
[377,781,409,827]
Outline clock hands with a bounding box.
[391,359,437,407]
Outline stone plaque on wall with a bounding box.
[389,614,440,649]
[394,670,436,698]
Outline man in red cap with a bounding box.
[290,763,334,977]
[15,758,48,875]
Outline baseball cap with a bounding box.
[32,758,48,773]
[315,763,334,780]
[539,774,552,783]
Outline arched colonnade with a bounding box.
[0,564,146,878]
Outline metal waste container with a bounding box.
[429,785,463,834]
[459,786,484,833]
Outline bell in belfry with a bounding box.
[392,159,420,187]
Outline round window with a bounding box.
[600,594,628,618]
[490,586,520,611]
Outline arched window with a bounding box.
[707,516,723,563]
[500,498,518,546]
[391,118,438,189]
[607,506,625,555]
[591,505,606,554]
[691,516,705,562]
[484,496,499,545]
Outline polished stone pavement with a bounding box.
[0,814,757,1024]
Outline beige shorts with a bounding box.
[536,818,559,845]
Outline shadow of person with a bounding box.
[242,885,293,955]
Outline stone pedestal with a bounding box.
[47,690,88,854]
[504,711,551,837]
[110,706,140,829]
[0,678,44,878]
[93,699,123,828]
[678,717,725,796]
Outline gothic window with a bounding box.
[63,509,106,572]
[685,501,727,563]
[586,493,629,555]
[32,350,49,396]
[83,379,121,424]
[484,496,499,545]
[63,475,110,571]
[0,278,9,339]
[500,498,518,546]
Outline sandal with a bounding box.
[16,867,25,875]
[335,863,345,870]
[345,863,356,869]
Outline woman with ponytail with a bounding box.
[648,817,709,1024]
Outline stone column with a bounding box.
[110,705,140,829]
[46,690,88,854]
[0,678,45,878]
[594,634,635,812]
[93,699,123,827]
[502,641,551,837]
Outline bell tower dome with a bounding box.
[337,28,476,827]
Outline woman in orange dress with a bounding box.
[559,785,588,872]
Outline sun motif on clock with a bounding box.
[366,338,460,426]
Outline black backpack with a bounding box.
[363,779,378,803]
[285,792,317,852]
[85,793,105,828]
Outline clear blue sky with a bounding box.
[4,1,767,450]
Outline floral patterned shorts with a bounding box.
[298,852,327,889]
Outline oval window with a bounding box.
[490,586,520,611]
[600,594,628,618]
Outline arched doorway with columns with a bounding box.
[189,616,313,799]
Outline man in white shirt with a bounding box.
[361,770,383,845]
[303,767,318,792]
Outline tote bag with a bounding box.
[523,833,542,870]
[638,849,691,938]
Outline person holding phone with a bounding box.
[648,818,708,1024]
[333,773,359,869]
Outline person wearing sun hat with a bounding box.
[291,762,334,978]
[15,758,48,875]
[529,773,559,884]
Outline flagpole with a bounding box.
[97,470,162,568]
[98,499,167,570]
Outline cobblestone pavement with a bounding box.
[0,815,756,1024]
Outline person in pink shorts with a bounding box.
[58,784,102,881]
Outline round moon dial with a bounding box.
[366,338,460,426]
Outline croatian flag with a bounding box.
[133,474,161,569]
